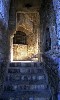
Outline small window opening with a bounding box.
[13,31,27,45]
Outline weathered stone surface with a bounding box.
[53,0,60,46]
[0,0,60,99]
[42,52,58,100]
[0,62,52,100]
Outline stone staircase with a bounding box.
[0,62,52,100]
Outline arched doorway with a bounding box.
[10,12,40,62]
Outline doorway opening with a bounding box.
[10,12,40,62]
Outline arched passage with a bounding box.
[10,12,40,62]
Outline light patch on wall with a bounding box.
[13,44,27,61]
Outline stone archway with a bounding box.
[10,12,40,62]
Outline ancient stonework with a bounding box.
[0,0,60,99]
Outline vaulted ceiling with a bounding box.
[9,0,52,35]
[11,0,43,11]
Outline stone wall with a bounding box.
[42,52,58,100]
[40,0,60,99]
[0,0,10,27]
[0,0,10,63]
[53,0,60,46]
[52,0,60,99]
[27,32,38,61]
[8,0,16,33]
[40,0,57,55]
[13,44,27,61]
[0,0,10,95]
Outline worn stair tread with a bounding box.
[4,85,48,92]
[0,62,51,100]
[8,69,43,74]
[4,79,47,85]
[9,62,44,68]
[2,90,51,98]
[8,66,44,70]
[5,79,46,85]
[6,75,45,82]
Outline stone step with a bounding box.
[8,68,44,75]
[0,97,51,100]
[9,62,43,68]
[6,74,45,82]
[8,66,43,71]
[4,78,46,85]
[0,62,51,100]
[0,89,51,100]
[4,81,47,92]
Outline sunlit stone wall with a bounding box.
[12,13,39,61]
[27,32,38,61]
[13,31,38,61]
[13,44,27,61]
